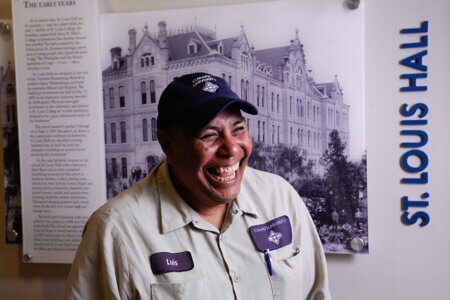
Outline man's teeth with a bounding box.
[213,173,236,182]
[215,164,239,175]
[212,163,239,182]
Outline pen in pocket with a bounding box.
[265,249,272,276]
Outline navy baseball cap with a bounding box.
[157,72,258,130]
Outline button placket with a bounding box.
[217,232,240,296]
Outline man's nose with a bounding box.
[218,134,239,157]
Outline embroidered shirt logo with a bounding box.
[249,216,292,252]
[268,230,282,245]
[203,81,219,93]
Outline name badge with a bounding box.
[150,251,194,275]
[249,215,292,252]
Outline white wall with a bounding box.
[0,0,449,299]
[328,0,450,299]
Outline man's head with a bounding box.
[157,72,257,130]
[157,73,258,208]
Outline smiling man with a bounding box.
[65,73,331,300]
[158,107,252,228]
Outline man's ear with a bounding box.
[157,129,172,160]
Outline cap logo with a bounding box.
[192,74,216,87]
[203,81,219,93]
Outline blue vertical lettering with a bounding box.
[400,103,428,118]
[400,130,428,148]
[400,50,427,71]
[400,21,428,34]
[400,73,427,92]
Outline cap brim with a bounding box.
[181,97,258,130]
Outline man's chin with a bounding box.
[208,188,241,205]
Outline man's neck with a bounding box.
[167,164,229,229]
[195,203,228,229]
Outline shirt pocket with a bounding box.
[150,267,208,300]
[269,246,306,300]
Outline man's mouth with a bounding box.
[207,162,239,183]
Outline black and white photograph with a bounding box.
[0,21,21,244]
[100,0,366,254]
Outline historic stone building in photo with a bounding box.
[102,22,350,196]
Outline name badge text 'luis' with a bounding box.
[150,251,193,274]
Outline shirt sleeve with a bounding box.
[288,182,332,300]
[300,193,331,300]
[64,213,132,300]
[302,203,332,300]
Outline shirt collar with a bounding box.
[234,169,259,218]
[157,161,259,233]
[157,161,194,234]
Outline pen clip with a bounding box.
[265,249,273,276]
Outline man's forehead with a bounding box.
[164,107,244,136]
[201,107,244,129]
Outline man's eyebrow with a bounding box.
[201,117,245,131]
[201,124,220,131]
[234,117,245,126]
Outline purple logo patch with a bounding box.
[249,215,292,252]
[150,251,194,275]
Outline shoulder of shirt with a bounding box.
[241,166,304,211]
[88,172,158,227]
[242,167,314,230]
[244,166,294,190]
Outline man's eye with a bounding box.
[200,133,217,142]
[233,126,245,134]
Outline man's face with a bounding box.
[161,107,252,209]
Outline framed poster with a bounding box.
[100,0,366,253]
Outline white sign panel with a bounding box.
[12,0,106,263]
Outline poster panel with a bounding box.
[12,0,106,263]
[0,19,22,244]
[100,0,366,254]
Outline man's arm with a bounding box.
[289,181,331,300]
[64,213,132,300]
[303,205,332,300]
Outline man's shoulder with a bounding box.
[91,174,158,226]
[243,166,293,189]
[240,167,301,213]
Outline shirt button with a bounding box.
[219,235,224,241]
[233,274,240,283]
[232,209,238,214]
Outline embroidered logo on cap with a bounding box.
[192,74,216,87]
[249,215,292,252]
[202,81,219,93]
[150,251,194,275]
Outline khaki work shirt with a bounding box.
[65,161,331,299]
